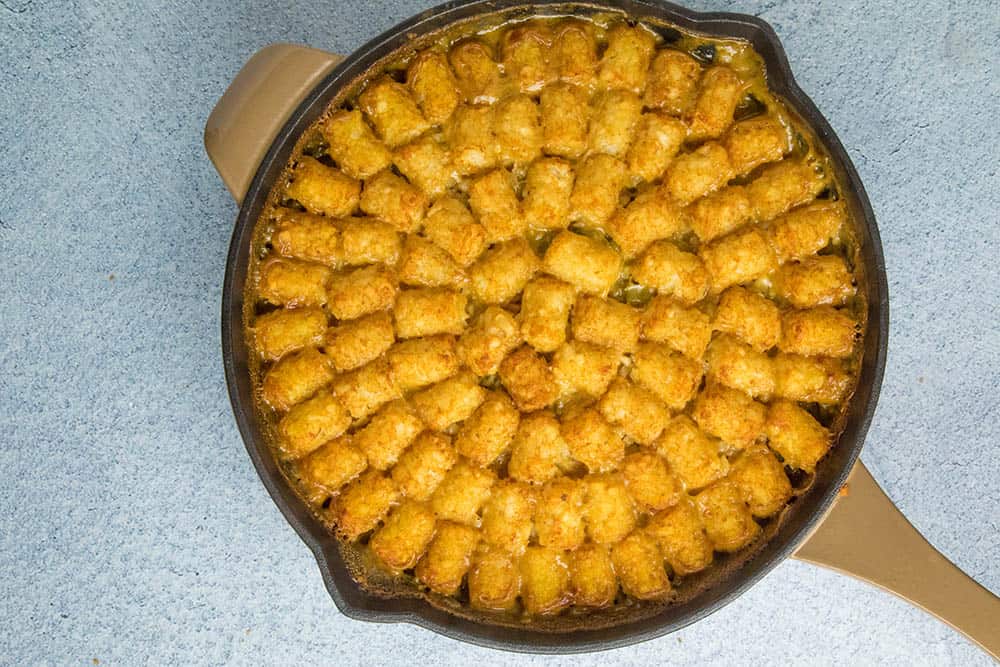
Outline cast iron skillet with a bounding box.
[205,0,1000,656]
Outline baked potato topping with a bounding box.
[246,14,864,619]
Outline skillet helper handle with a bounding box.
[794,461,1000,659]
[204,44,344,204]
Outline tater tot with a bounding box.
[393,134,454,198]
[645,49,702,114]
[662,141,734,206]
[605,190,686,258]
[370,501,437,571]
[262,347,335,412]
[598,24,656,93]
[687,186,753,243]
[331,357,400,420]
[333,470,399,540]
[338,217,401,266]
[397,235,464,288]
[746,160,826,222]
[416,522,480,595]
[560,407,625,473]
[358,76,430,148]
[588,89,642,158]
[534,477,586,550]
[713,286,782,351]
[645,499,714,575]
[359,170,428,233]
[411,371,487,431]
[551,20,598,87]
[540,83,590,159]
[456,306,521,376]
[695,481,760,552]
[468,169,525,243]
[431,462,497,525]
[773,255,855,308]
[626,113,687,184]
[298,436,368,493]
[699,227,778,294]
[569,544,617,608]
[508,411,573,484]
[598,378,671,446]
[258,257,331,308]
[499,345,559,412]
[640,296,712,361]
[286,156,361,217]
[271,210,341,265]
[767,201,845,263]
[685,66,746,141]
[469,547,521,611]
[353,400,425,470]
[319,109,392,180]
[456,393,520,467]
[521,158,574,230]
[393,288,468,339]
[584,474,637,544]
[519,277,576,353]
[570,153,628,226]
[446,104,497,175]
[407,50,460,126]
[779,306,857,358]
[655,415,728,491]
[766,400,831,472]
[480,480,536,553]
[632,241,710,305]
[501,23,554,92]
[253,307,327,361]
[706,334,775,400]
[324,311,395,372]
[520,547,572,615]
[391,431,457,501]
[691,383,766,452]
[611,531,671,600]
[494,94,543,166]
[277,391,352,459]
[729,446,792,518]
[631,342,703,410]
[552,340,620,398]
[422,196,487,267]
[724,116,790,175]
[621,450,681,512]
[326,265,396,321]
[570,294,641,353]
[469,239,540,304]
[449,39,503,104]
[772,353,852,404]
[386,334,459,391]
[543,231,622,296]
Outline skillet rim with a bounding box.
[219,0,889,653]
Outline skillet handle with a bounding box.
[794,461,1000,659]
[204,44,344,204]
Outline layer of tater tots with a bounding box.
[249,14,870,618]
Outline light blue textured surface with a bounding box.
[1,0,997,664]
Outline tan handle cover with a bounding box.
[795,461,999,658]
[204,44,344,204]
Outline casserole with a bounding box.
[204,0,999,655]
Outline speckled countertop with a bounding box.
[1,0,997,664]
